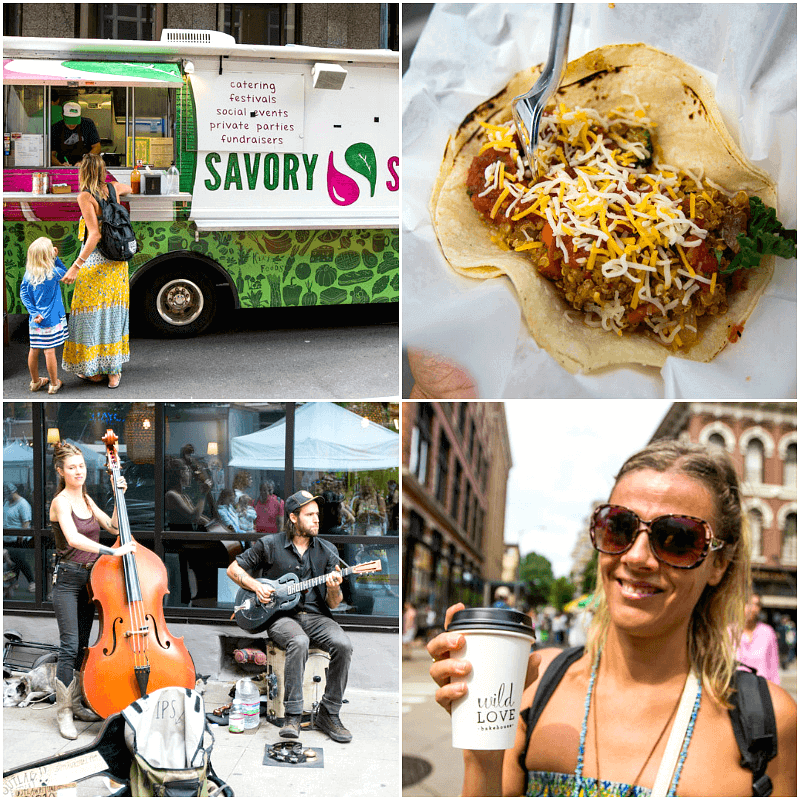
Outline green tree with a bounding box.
[519,552,554,607]
[581,551,598,595]
[549,576,575,611]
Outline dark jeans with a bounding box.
[267,611,352,716]
[53,562,96,685]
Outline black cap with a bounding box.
[285,490,322,515]
[448,607,535,638]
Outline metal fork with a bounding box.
[512,3,574,168]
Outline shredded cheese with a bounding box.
[471,102,740,350]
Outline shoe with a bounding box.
[29,377,49,392]
[77,374,104,383]
[55,677,78,740]
[71,670,101,722]
[47,380,63,395]
[27,581,35,593]
[313,705,352,743]
[279,714,302,739]
[108,373,121,389]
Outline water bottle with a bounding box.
[236,678,261,730]
[228,701,244,734]
[165,161,180,195]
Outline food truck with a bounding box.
[3,31,399,335]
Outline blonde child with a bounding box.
[20,237,68,394]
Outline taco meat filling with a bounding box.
[465,101,793,348]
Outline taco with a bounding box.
[431,44,795,373]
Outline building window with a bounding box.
[451,460,462,523]
[745,438,765,485]
[785,443,797,488]
[782,513,797,564]
[748,508,764,559]
[435,433,450,506]
[462,482,472,537]
[708,433,726,449]
[224,3,286,45]
[97,4,155,40]
[409,404,432,486]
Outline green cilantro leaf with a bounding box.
[721,197,797,274]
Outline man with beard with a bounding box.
[227,490,353,742]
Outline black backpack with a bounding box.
[523,647,778,796]
[88,183,138,262]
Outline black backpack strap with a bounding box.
[518,646,584,773]
[728,666,778,796]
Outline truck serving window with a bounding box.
[3,85,45,168]
[4,84,173,169]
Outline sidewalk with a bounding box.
[402,641,797,797]
[4,680,399,797]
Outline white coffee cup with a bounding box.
[448,607,535,750]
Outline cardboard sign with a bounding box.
[190,71,304,153]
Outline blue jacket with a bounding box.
[20,258,67,327]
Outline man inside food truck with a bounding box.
[50,101,101,166]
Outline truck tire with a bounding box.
[143,270,216,337]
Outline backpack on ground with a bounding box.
[122,686,220,797]
[88,183,138,262]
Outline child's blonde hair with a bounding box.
[24,237,57,287]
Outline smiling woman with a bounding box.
[428,439,797,797]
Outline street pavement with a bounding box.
[3,305,399,400]
[401,640,797,797]
[4,679,399,797]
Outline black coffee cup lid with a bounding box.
[448,607,535,638]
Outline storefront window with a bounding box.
[4,85,45,168]
[3,402,398,627]
[292,402,400,618]
[3,403,35,601]
[164,402,286,608]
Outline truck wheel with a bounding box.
[143,271,216,337]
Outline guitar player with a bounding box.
[226,490,353,742]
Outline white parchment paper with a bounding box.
[403,3,797,398]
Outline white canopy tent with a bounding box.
[228,402,398,471]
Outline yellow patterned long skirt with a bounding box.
[62,221,130,376]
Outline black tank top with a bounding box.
[52,508,101,565]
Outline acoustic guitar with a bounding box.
[233,560,381,633]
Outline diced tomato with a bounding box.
[687,240,719,292]
[728,322,745,343]
[628,303,658,327]
[537,223,562,280]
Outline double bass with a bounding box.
[81,429,196,718]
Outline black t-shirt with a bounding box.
[51,118,100,164]
[235,531,338,617]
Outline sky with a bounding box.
[503,400,674,578]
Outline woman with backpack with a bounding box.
[429,440,797,796]
[61,153,131,389]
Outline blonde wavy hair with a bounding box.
[78,153,108,197]
[52,441,91,509]
[586,439,750,707]
[24,236,57,287]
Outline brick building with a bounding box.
[652,402,797,620]
[402,403,512,620]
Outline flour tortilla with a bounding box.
[431,44,777,373]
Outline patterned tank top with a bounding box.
[52,508,101,565]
